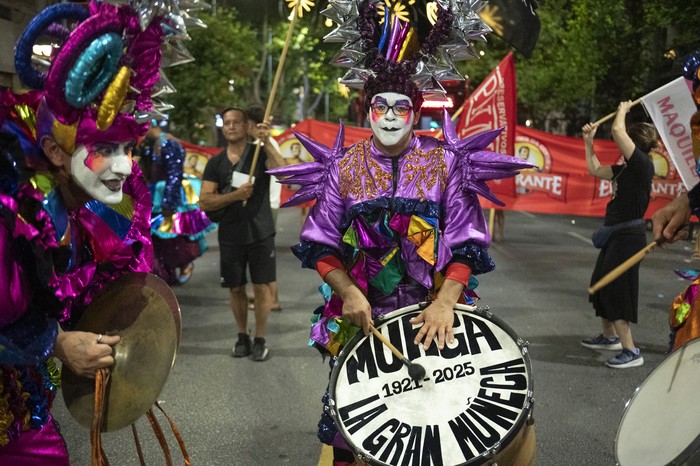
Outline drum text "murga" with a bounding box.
[344,312,503,384]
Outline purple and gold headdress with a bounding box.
[10,0,205,167]
[322,0,490,106]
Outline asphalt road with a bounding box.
[53,207,697,465]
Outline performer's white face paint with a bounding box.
[70,140,134,204]
[369,92,416,149]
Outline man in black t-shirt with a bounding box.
[200,107,286,361]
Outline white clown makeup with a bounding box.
[369,92,416,149]
[70,140,134,204]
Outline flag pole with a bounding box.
[247,12,299,181]
[591,98,642,128]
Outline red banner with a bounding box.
[177,138,220,179]
[273,120,682,218]
[456,51,516,197]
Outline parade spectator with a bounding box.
[199,108,286,361]
[246,105,282,311]
[581,100,658,368]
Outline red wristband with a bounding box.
[444,263,472,287]
[315,256,344,280]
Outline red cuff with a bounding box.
[315,256,344,280]
[444,263,472,287]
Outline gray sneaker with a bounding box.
[606,349,644,369]
[232,333,251,357]
[581,334,622,350]
[251,337,269,361]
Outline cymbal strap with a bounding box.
[155,401,191,466]
[146,408,174,466]
[91,368,111,466]
[131,423,147,466]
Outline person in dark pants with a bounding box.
[199,108,286,361]
[581,100,659,368]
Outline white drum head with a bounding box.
[616,338,700,465]
[330,304,533,466]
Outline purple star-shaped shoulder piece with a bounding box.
[440,109,535,205]
[266,120,346,207]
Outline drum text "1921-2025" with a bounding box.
[381,362,475,397]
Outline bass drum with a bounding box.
[329,303,536,465]
[616,337,700,465]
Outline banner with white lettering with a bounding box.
[273,120,681,218]
[640,77,698,189]
[456,52,517,198]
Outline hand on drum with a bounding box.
[54,331,121,378]
[409,300,455,350]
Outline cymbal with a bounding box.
[62,272,181,432]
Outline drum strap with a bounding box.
[90,369,191,466]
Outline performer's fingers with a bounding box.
[96,354,116,369]
[97,334,120,346]
[447,326,455,345]
[361,314,370,336]
[421,327,437,350]
[436,328,446,350]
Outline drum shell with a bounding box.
[329,304,535,466]
[616,337,700,466]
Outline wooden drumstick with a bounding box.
[588,241,658,294]
[369,324,426,381]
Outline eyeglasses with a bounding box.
[370,101,413,117]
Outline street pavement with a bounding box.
[53,207,696,465]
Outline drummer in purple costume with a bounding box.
[269,67,533,464]
[0,0,188,462]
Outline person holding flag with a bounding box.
[581,100,659,368]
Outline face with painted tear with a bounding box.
[70,140,134,204]
[369,92,417,152]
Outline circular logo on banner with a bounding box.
[650,145,676,180]
[514,137,550,172]
[278,133,312,166]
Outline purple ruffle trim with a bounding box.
[152,210,213,239]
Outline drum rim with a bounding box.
[614,337,700,465]
[329,302,534,466]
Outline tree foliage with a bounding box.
[461,0,700,134]
[167,1,700,140]
[166,9,258,141]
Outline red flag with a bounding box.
[456,51,517,198]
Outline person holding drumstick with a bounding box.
[581,100,658,368]
[270,66,531,466]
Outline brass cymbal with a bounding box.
[62,272,181,432]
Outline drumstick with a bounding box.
[369,324,426,381]
[588,241,658,294]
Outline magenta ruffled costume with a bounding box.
[0,153,153,463]
[268,111,533,449]
[0,0,161,460]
